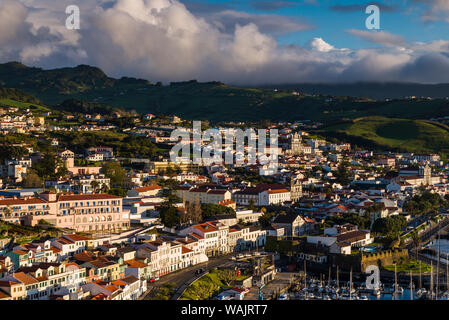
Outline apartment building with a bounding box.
[82,275,146,300]
[127,185,162,197]
[86,147,114,159]
[176,186,232,205]
[0,192,130,233]
[233,184,291,206]
[3,262,87,300]
[53,193,129,233]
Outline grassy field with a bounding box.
[383,259,431,273]
[316,116,449,158]
[179,269,228,300]
[0,98,50,112]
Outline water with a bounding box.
[373,289,415,300]
[428,239,449,255]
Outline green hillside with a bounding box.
[316,117,449,157]
[2,62,449,122]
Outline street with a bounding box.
[141,252,238,300]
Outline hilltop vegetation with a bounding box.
[259,82,449,100]
[0,88,47,107]
[3,62,449,157]
[2,62,449,122]
[315,117,449,157]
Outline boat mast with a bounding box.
[419,261,422,290]
[328,266,331,287]
[394,263,398,300]
[437,226,441,298]
[430,260,434,300]
[447,253,449,294]
[337,266,339,290]
[304,259,307,299]
[410,270,413,301]
[350,267,353,301]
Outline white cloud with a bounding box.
[0,0,449,84]
[346,29,407,48]
[309,38,335,52]
[412,0,449,22]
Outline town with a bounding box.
[1,101,449,301]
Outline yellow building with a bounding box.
[149,161,199,174]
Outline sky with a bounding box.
[1,0,449,84]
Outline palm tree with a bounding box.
[412,231,421,259]
[100,184,109,193]
[90,180,100,194]
[4,206,12,218]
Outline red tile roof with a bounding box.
[181,246,193,254]
[134,185,162,192]
[0,198,46,206]
[125,259,147,269]
[57,194,121,201]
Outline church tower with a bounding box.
[290,177,302,202]
[290,133,302,155]
[418,163,432,185]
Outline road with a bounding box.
[141,252,238,300]
[407,217,449,249]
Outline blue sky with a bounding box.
[183,0,447,47]
[1,0,449,84]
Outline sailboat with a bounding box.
[416,261,426,298]
[436,226,441,299]
[349,267,353,300]
[439,253,449,300]
[430,261,435,300]
[393,264,403,298]
[303,259,308,300]
[336,266,340,296]
[445,253,449,298]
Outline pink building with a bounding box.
[377,157,396,167]
[0,192,130,233]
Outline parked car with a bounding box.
[278,293,289,300]
[195,268,205,275]
[149,276,159,283]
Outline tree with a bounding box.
[102,162,126,187]
[33,153,67,180]
[183,198,203,224]
[90,180,100,193]
[159,202,180,227]
[100,184,109,193]
[249,199,256,211]
[258,211,276,227]
[192,197,202,223]
[364,203,384,216]
[411,231,421,259]
[4,207,12,218]
[404,191,445,216]
[334,161,351,185]
[0,146,28,162]
[325,212,371,230]
[371,215,406,238]
[219,269,238,287]
[201,203,235,218]
[108,188,127,197]
[22,170,42,188]
[187,281,217,300]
